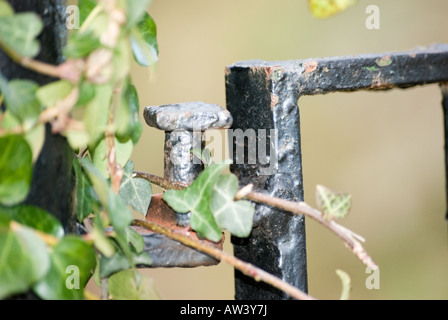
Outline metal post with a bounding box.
[441,83,448,220]
[226,43,448,299]
[226,66,307,299]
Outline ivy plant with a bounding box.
[0,0,257,300]
[0,0,370,300]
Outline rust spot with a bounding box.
[303,60,318,73]
[370,73,394,90]
[271,93,279,108]
[375,55,392,67]
[145,193,225,246]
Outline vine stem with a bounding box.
[135,171,377,270]
[132,219,315,300]
[244,192,377,270]
[134,170,188,190]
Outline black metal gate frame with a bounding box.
[225,43,448,299]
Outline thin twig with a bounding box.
[135,171,377,270]
[134,170,188,190]
[106,82,125,194]
[244,192,377,270]
[132,219,315,300]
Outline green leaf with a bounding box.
[111,35,131,84]
[0,111,44,161]
[99,238,152,278]
[126,0,153,28]
[79,158,133,234]
[76,80,96,107]
[84,84,113,147]
[119,160,151,216]
[126,226,145,254]
[336,269,351,300]
[0,205,64,239]
[36,80,74,108]
[0,12,43,58]
[33,236,96,300]
[78,0,98,26]
[210,174,254,238]
[163,163,227,242]
[73,158,97,222]
[315,184,352,221]
[0,1,14,17]
[191,148,212,167]
[65,130,90,151]
[115,81,142,144]
[130,12,159,67]
[309,0,358,19]
[0,72,41,127]
[90,224,116,258]
[0,215,50,299]
[108,269,161,300]
[24,123,45,162]
[91,137,134,179]
[63,31,102,59]
[0,135,33,206]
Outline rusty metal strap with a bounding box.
[229,43,448,97]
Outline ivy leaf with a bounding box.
[308,0,358,19]
[73,158,97,222]
[0,214,50,299]
[126,0,153,28]
[33,236,96,300]
[0,12,43,58]
[130,12,159,67]
[36,80,74,108]
[79,158,133,234]
[315,185,352,221]
[119,160,152,216]
[78,0,97,26]
[115,81,142,144]
[0,135,33,206]
[336,269,351,300]
[84,84,113,148]
[210,174,254,238]
[91,137,134,179]
[163,163,227,242]
[63,31,102,59]
[0,1,14,17]
[0,205,64,239]
[0,111,44,161]
[108,269,161,300]
[99,235,152,278]
[75,80,95,108]
[0,72,41,127]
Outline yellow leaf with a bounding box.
[308,0,358,18]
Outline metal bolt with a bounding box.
[144,101,233,226]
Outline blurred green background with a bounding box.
[128,0,448,299]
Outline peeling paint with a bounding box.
[303,60,318,74]
[375,55,392,67]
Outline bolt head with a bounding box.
[144,102,233,131]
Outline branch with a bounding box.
[134,170,187,190]
[244,192,377,270]
[136,171,377,270]
[1,42,84,83]
[132,219,315,300]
